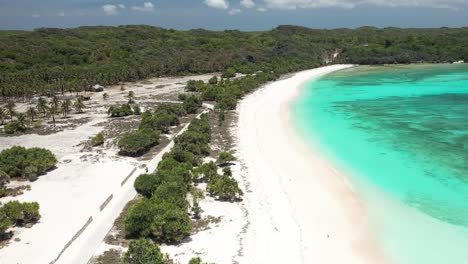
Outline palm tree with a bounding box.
[48,105,58,127]
[73,98,85,113]
[5,102,15,121]
[26,107,37,122]
[50,96,60,109]
[16,113,27,129]
[127,91,135,104]
[36,98,48,117]
[61,99,72,117]
[0,107,7,125]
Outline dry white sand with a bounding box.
[235,64,387,264]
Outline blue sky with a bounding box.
[0,0,467,30]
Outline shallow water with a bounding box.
[292,64,468,264]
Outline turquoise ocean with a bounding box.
[291,64,468,264]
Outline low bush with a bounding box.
[108,104,133,117]
[188,257,202,264]
[217,151,236,166]
[91,132,105,146]
[124,238,172,264]
[0,201,41,234]
[134,174,159,198]
[0,146,57,180]
[3,121,27,134]
[207,175,243,201]
[139,109,179,134]
[118,129,160,156]
[221,68,236,78]
[124,199,192,242]
[182,95,202,114]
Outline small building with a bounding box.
[81,93,93,101]
[91,84,105,92]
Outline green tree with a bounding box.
[124,238,171,264]
[36,98,48,117]
[5,102,15,121]
[15,113,27,129]
[90,132,105,146]
[73,97,85,113]
[128,91,136,104]
[118,129,160,156]
[221,68,236,78]
[125,199,192,242]
[182,95,202,114]
[208,76,218,85]
[134,174,159,198]
[217,151,236,166]
[26,107,37,122]
[0,107,7,125]
[48,104,58,127]
[207,175,243,201]
[0,146,57,179]
[61,99,72,117]
[0,170,10,197]
[188,257,202,264]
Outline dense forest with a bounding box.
[1,25,468,97]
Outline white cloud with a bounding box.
[229,8,243,14]
[257,6,268,11]
[32,14,40,18]
[132,2,155,12]
[205,0,230,9]
[57,11,65,17]
[261,0,467,9]
[102,4,119,15]
[118,4,126,9]
[241,0,256,8]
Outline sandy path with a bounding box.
[235,65,387,264]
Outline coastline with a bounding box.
[236,64,386,263]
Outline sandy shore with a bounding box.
[236,64,386,264]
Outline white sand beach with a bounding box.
[235,64,387,264]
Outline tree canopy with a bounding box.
[1,25,467,97]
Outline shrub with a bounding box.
[221,68,236,78]
[140,110,179,134]
[3,121,27,134]
[118,129,160,156]
[0,201,41,227]
[0,170,9,195]
[133,105,141,115]
[134,174,159,198]
[0,170,10,189]
[152,202,192,242]
[0,146,57,179]
[188,257,202,264]
[192,162,218,183]
[125,199,192,242]
[125,199,155,238]
[91,132,105,146]
[124,238,171,264]
[185,80,205,92]
[182,95,202,114]
[217,151,236,166]
[108,104,133,117]
[208,76,218,85]
[207,176,243,201]
[153,182,189,209]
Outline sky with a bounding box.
[0,0,467,31]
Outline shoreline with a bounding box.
[236,64,386,263]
